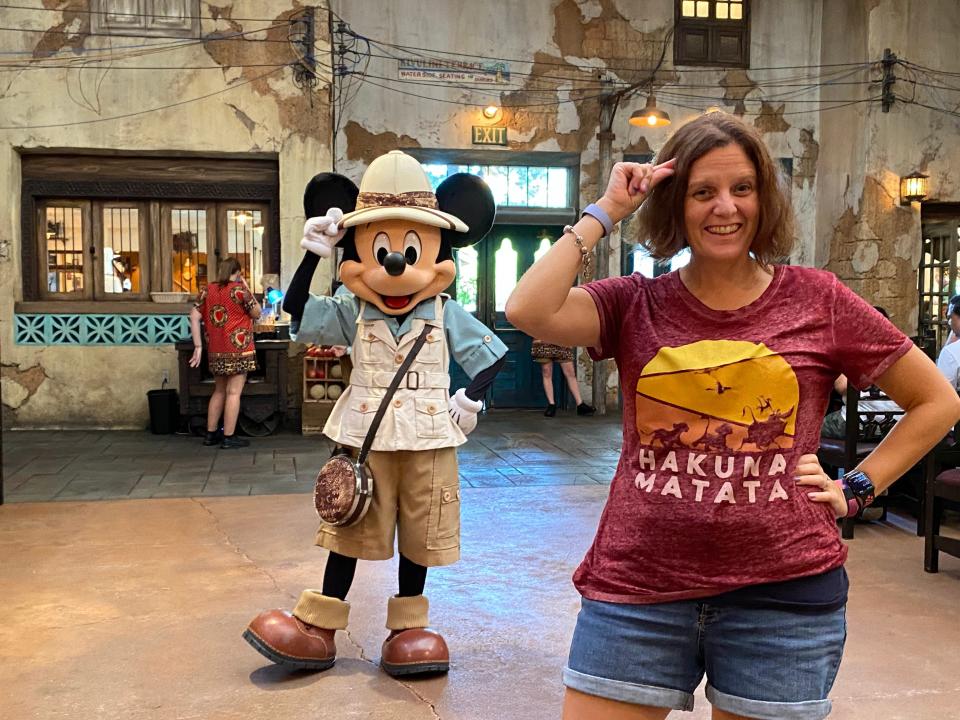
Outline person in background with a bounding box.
[531,340,595,416]
[189,257,261,448]
[937,297,960,389]
[506,111,960,720]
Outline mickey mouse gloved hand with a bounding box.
[448,388,483,435]
[301,207,345,258]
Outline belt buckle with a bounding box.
[405,371,419,390]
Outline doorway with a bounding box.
[449,224,568,408]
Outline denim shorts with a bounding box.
[564,597,846,720]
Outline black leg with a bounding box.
[398,554,428,597]
[322,551,358,600]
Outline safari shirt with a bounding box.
[575,265,913,604]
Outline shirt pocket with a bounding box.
[343,395,380,438]
[414,397,448,439]
[357,331,387,368]
[417,328,444,366]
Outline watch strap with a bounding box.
[582,203,614,237]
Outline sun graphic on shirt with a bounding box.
[634,340,799,453]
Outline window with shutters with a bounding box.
[91,0,200,39]
[675,0,750,68]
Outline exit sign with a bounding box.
[472,125,507,145]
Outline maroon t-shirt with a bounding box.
[575,265,912,604]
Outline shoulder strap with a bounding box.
[357,323,433,464]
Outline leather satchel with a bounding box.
[314,324,433,526]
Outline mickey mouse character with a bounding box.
[243,151,506,676]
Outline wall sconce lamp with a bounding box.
[629,93,671,128]
[482,105,500,119]
[900,171,929,205]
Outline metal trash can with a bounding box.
[147,388,179,435]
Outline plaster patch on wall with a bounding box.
[555,83,582,134]
[794,128,819,190]
[227,103,258,135]
[343,122,422,164]
[720,70,757,115]
[754,102,790,134]
[623,136,653,157]
[30,8,89,58]
[851,241,879,273]
[578,0,605,21]
[1,363,48,410]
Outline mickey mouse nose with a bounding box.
[383,252,406,276]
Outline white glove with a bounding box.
[448,388,483,435]
[300,207,345,258]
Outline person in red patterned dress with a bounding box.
[189,257,261,448]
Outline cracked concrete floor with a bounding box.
[2,486,960,720]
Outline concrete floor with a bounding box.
[2,412,960,719]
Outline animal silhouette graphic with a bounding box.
[739,406,795,450]
[649,422,689,449]
[697,423,734,453]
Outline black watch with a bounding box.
[842,469,876,515]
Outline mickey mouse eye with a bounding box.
[372,232,390,265]
[403,231,421,265]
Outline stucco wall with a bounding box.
[0,2,332,428]
[330,0,825,404]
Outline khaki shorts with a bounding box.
[315,446,460,567]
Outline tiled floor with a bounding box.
[2,409,621,501]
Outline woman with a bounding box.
[531,340,595,416]
[189,257,261,449]
[506,112,960,720]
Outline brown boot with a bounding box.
[242,591,349,671]
[380,595,449,676]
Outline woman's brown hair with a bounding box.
[216,257,242,285]
[636,111,795,265]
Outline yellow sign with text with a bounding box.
[472,125,508,145]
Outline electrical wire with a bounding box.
[0,64,290,130]
[0,22,296,43]
[0,2,291,23]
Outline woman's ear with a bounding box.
[303,173,360,248]
[436,173,496,248]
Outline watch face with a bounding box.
[846,471,875,501]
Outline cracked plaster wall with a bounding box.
[820,0,960,334]
[0,2,333,428]
[333,0,822,404]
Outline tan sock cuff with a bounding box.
[292,590,350,629]
[385,594,429,630]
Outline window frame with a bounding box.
[91,0,201,39]
[674,0,750,68]
[20,153,280,309]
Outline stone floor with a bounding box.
[2,409,621,502]
[2,410,960,719]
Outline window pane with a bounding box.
[494,237,518,311]
[454,246,478,312]
[630,246,655,278]
[671,247,692,271]
[696,1,709,17]
[507,166,527,206]
[527,166,549,206]
[547,167,569,207]
[226,209,264,294]
[716,2,729,19]
[423,163,450,189]
[45,206,84,293]
[731,1,743,20]
[102,206,142,293]
[484,165,510,205]
[682,0,696,17]
[171,208,208,295]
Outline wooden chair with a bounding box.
[818,383,904,539]
[923,424,960,573]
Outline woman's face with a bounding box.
[683,143,759,264]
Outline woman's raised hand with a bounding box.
[600,159,676,223]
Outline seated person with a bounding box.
[821,306,904,439]
[937,296,960,389]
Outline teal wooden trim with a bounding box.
[15,313,190,345]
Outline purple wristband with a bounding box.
[582,203,614,237]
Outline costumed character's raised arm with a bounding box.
[283,173,359,333]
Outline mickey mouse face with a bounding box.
[339,218,456,315]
